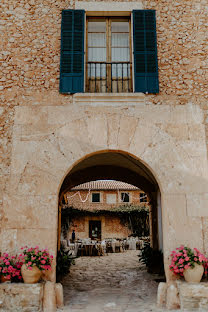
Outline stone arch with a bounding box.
[58,149,163,269]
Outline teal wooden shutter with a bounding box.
[60,10,85,94]
[133,10,159,94]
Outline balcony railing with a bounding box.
[86,61,132,93]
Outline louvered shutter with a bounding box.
[133,10,159,94]
[60,10,85,94]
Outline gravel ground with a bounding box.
[58,250,179,312]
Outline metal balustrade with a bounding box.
[86,61,132,93]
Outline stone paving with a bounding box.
[59,250,178,312]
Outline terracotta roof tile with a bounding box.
[71,180,139,191]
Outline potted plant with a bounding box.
[20,246,53,284]
[0,253,22,283]
[169,245,207,283]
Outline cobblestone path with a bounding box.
[59,251,176,312]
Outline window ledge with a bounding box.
[73,93,146,106]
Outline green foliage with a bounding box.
[139,242,164,275]
[56,246,76,282]
[61,205,149,238]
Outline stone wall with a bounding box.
[67,214,131,240]
[66,189,145,211]
[0,283,43,312]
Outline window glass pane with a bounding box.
[88,47,106,62]
[88,33,106,47]
[92,193,100,202]
[88,21,106,32]
[111,33,129,47]
[111,48,129,62]
[140,193,147,202]
[121,192,129,202]
[111,21,129,33]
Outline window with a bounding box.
[106,193,117,204]
[121,192,130,203]
[92,192,100,202]
[140,193,147,202]
[86,17,132,93]
[60,10,159,94]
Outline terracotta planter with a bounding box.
[42,269,52,282]
[21,264,42,284]
[0,275,11,283]
[183,263,204,283]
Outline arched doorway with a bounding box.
[57,150,164,309]
[58,149,163,257]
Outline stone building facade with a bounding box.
[64,180,148,240]
[0,0,208,292]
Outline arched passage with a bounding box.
[58,150,163,252]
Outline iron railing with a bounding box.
[86,61,132,93]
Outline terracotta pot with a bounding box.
[0,275,11,283]
[21,264,42,284]
[183,263,204,283]
[42,269,52,282]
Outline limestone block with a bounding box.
[2,194,57,229]
[117,115,138,150]
[75,1,143,11]
[14,106,48,125]
[43,282,56,312]
[166,283,180,310]
[186,193,208,217]
[86,114,108,148]
[177,281,208,310]
[0,283,43,312]
[55,283,64,308]
[157,282,167,307]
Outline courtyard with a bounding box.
[59,251,176,312]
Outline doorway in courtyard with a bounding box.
[57,150,164,311]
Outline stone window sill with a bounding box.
[73,93,146,105]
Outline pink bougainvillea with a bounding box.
[169,246,208,277]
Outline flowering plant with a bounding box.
[20,246,53,271]
[0,253,22,281]
[169,246,208,276]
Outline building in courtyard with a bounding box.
[62,180,149,240]
[1,0,208,310]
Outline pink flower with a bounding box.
[184,265,189,269]
[179,258,184,264]
[185,257,189,261]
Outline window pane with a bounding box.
[111,21,129,33]
[111,47,129,62]
[92,193,100,202]
[88,47,106,62]
[88,21,106,32]
[88,33,106,47]
[140,193,147,202]
[121,192,129,202]
[111,33,129,47]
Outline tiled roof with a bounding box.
[71,180,139,191]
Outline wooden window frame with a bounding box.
[85,16,133,93]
